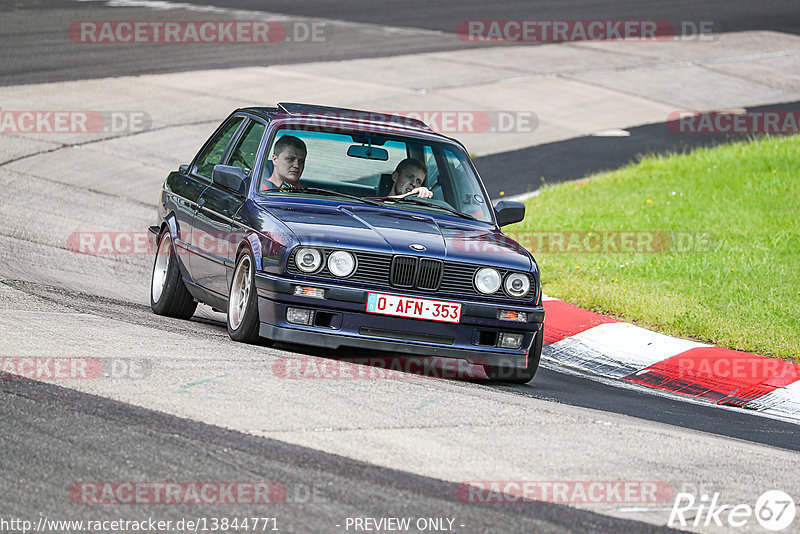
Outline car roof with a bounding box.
[236,102,444,137]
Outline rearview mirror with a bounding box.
[347,145,389,161]
[493,200,526,227]
[212,165,247,195]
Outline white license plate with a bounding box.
[366,292,462,323]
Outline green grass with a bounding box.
[508,135,800,362]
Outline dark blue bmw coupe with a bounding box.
[149,103,545,382]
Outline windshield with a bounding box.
[256,127,494,223]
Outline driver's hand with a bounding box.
[402,187,433,199]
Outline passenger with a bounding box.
[262,135,306,191]
[387,158,433,199]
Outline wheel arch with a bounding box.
[236,232,264,271]
[158,213,192,281]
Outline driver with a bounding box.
[387,158,433,199]
[262,135,307,191]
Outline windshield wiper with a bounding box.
[367,196,480,222]
[268,186,384,207]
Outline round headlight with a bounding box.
[474,267,501,294]
[504,273,531,297]
[327,250,356,277]
[295,247,322,273]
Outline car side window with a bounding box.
[422,145,440,191]
[194,117,244,180]
[227,120,266,177]
[442,148,491,220]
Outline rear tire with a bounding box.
[150,231,197,319]
[227,249,261,344]
[485,326,543,384]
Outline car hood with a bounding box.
[258,200,532,271]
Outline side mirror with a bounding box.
[493,200,525,227]
[179,164,189,174]
[212,164,247,195]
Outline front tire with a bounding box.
[227,249,261,344]
[485,326,543,384]
[150,231,197,319]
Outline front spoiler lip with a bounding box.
[259,323,533,371]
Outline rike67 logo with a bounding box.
[669,490,796,531]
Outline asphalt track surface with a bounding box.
[2,1,800,533]
[181,0,800,36]
[1,377,674,534]
[3,0,800,85]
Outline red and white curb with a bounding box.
[541,297,800,422]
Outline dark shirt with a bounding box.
[260,179,280,191]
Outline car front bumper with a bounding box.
[254,272,544,371]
